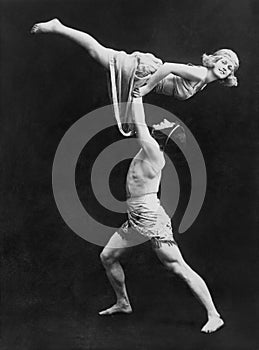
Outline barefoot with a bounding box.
[30,18,62,34]
[99,303,132,316]
[201,316,224,333]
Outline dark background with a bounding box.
[1,0,259,349]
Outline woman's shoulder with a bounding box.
[187,63,208,82]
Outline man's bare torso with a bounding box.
[126,149,165,198]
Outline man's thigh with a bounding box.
[101,230,134,260]
[102,227,148,259]
[104,230,133,250]
[153,242,186,266]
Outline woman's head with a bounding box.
[202,49,239,87]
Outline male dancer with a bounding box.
[99,98,224,333]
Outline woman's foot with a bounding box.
[30,18,62,34]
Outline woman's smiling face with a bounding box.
[212,57,234,80]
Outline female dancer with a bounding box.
[31,19,239,136]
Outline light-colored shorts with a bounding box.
[118,193,176,248]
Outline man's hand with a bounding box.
[132,85,151,98]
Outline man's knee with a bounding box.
[100,249,115,267]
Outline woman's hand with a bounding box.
[132,85,151,98]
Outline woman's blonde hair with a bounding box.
[202,49,239,87]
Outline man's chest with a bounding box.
[128,157,157,180]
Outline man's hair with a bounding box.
[202,48,239,87]
[151,124,186,151]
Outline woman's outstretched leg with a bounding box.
[31,18,111,69]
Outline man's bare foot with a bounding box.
[201,316,224,333]
[99,303,132,316]
[30,18,62,34]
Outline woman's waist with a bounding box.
[133,52,163,78]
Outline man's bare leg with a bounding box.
[99,231,133,315]
[154,243,224,333]
[30,19,111,69]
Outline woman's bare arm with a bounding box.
[133,62,208,97]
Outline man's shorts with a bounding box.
[118,193,177,248]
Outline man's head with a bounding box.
[151,118,186,151]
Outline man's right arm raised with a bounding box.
[131,98,162,164]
